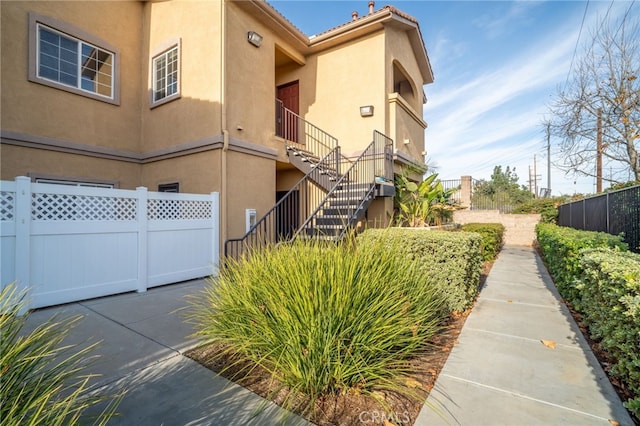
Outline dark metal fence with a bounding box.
[441,179,464,205]
[470,192,515,213]
[558,185,640,253]
[442,177,515,212]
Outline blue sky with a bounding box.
[269,0,639,196]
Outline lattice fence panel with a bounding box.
[1,191,15,221]
[32,193,137,221]
[148,199,212,220]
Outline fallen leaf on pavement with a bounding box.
[541,339,556,349]
[608,420,620,426]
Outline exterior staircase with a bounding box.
[224,102,393,259]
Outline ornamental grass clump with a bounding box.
[0,283,121,426]
[189,237,448,416]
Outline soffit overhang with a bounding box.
[235,1,434,84]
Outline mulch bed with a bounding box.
[186,254,639,424]
[186,311,469,426]
[185,264,491,426]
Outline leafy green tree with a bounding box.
[472,166,533,209]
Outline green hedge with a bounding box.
[511,197,566,224]
[536,223,638,418]
[535,223,628,307]
[358,228,483,313]
[460,223,505,262]
[577,249,640,418]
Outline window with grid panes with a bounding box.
[37,24,114,99]
[153,46,179,103]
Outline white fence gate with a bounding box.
[1,176,219,309]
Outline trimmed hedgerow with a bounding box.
[535,223,628,308]
[536,223,638,418]
[460,223,505,262]
[577,249,640,418]
[358,228,483,313]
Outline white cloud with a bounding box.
[473,1,543,40]
[423,5,588,192]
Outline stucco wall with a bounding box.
[386,27,426,163]
[366,197,393,228]
[453,210,541,247]
[224,1,278,147]
[1,1,144,152]
[141,150,221,194]
[225,151,275,240]
[0,144,141,189]
[142,1,222,151]
[304,32,387,153]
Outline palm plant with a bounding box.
[394,171,458,227]
[0,283,121,426]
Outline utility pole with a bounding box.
[528,165,533,194]
[534,154,538,198]
[596,107,603,193]
[546,123,551,194]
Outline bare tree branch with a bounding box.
[544,10,640,185]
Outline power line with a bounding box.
[564,0,590,89]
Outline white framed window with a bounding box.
[151,42,180,107]
[35,178,114,189]
[246,209,257,234]
[29,13,120,104]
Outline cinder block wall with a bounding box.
[453,210,541,246]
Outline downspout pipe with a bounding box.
[220,0,229,248]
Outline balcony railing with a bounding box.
[276,99,338,161]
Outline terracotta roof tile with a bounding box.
[309,4,419,38]
[263,0,308,37]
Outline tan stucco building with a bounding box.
[1,0,433,249]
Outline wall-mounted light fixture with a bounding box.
[247,31,263,48]
[359,105,374,117]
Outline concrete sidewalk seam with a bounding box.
[480,297,561,309]
[79,301,181,356]
[87,352,184,393]
[439,373,613,423]
[464,327,583,351]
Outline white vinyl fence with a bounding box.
[1,176,219,309]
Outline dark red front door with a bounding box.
[277,81,299,142]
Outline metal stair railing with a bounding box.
[224,147,341,260]
[276,99,339,161]
[295,131,394,241]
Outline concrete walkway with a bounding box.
[23,280,308,425]
[416,245,634,426]
[22,246,635,425]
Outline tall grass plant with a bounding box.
[189,237,448,415]
[0,284,121,425]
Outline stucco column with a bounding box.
[460,175,472,208]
